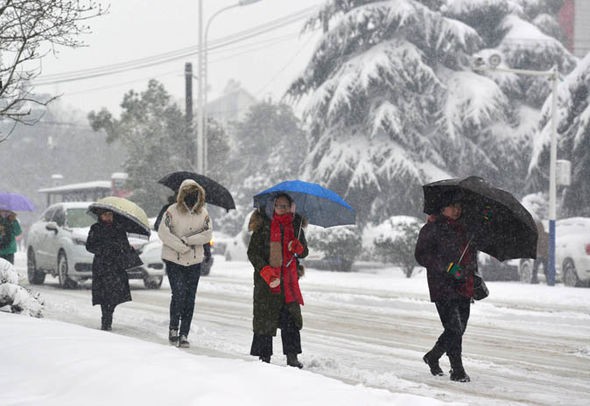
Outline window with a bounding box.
[53,208,66,226]
[66,208,96,228]
[43,208,56,222]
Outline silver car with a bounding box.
[518,217,590,287]
[26,202,165,289]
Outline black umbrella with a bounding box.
[158,171,236,212]
[422,176,537,261]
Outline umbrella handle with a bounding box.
[457,236,474,264]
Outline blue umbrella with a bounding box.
[253,180,355,228]
[0,192,35,212]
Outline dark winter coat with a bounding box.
[86,221,133,306]
[414,215,476,302]
[247,209,308,336]
[535,220,549,260]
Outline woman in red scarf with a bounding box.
[414,192,476,382]
[247,193,308,368]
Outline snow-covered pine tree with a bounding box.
[288,0,574,225]
[529,53,590,217]
[457,0,576,193]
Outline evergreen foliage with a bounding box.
[88,80,230,216]
[531,54,590,216]
[289,0,575,225]
[220,100,307,234]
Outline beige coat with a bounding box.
[158,179,213,266]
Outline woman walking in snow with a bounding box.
[0,210,22,265]
[86,210,134,331]
[414,192,476,382]
[247,193,308,368]
[158,179,212,348]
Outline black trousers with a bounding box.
[434,298,470,358]
[250,305,301,357]
[166,260,201,337]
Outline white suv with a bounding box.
[26,202,165,289]
[519,217,590,287]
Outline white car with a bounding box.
[224,212,253,262]
[224,230,250,262]
[26,202,165,289]
[518,217,590,287]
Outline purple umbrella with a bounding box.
[0,192,35,212]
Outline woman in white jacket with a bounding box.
[158,179,212,348]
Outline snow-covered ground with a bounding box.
[2,252,589,405]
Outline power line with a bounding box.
[33,6,318,86]
[53,32,303,98]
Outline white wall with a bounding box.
[574,0,590,58]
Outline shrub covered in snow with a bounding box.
[306,225,362,272]
[0,258,44,318]
[366,216,423,278]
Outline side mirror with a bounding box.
[45,222,58,233]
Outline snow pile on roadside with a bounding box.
[0,258,44,317]
[0,312,461,406]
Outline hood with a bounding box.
[177,179,206,214]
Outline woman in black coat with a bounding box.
[414,194,476,383]
[86,210,134,331]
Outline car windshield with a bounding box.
[66,208,96,228]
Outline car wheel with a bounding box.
[27,249,45,285]
[562,259,580,287]
[58,252,77,289]
[519,260,533,283]
[143,276,163,289]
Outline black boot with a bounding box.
[101,305,113,331]
[259,355,271,363]
[423,345,445,376]
[286,353,303,369]
[100,313,112,331]
[449,355,470,382]
[100,319,112,331]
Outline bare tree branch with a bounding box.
[0,0,108,138]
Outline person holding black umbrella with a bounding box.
[158,179,212,348]
[247,193,309,368]
[414,191,476,383]
[154,193,213,273]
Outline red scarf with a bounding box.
[270,213,303,305]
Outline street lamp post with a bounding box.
[197,0,262,174]
[474,56,559,285]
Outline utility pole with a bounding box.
[197,0,204,174]
[185,62,195,165]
